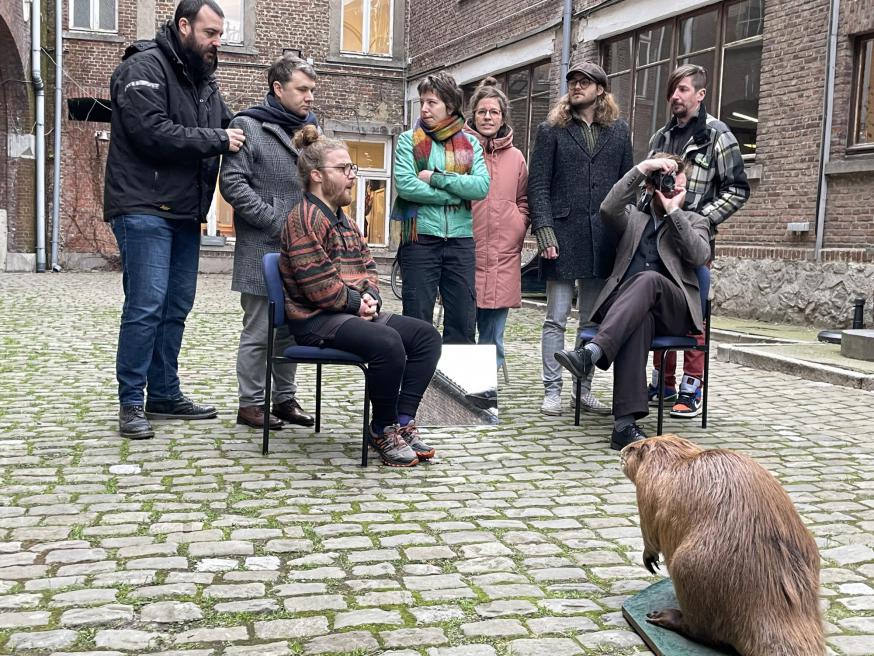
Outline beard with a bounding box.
[322,175,353,208]
[181,32,218,81]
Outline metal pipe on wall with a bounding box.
[50,0,62,271]
[814,0,840,262]
[560,0,572,96]
[31,0,46,272]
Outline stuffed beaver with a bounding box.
[620,434,824,656]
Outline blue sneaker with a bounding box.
[647,384,677,407]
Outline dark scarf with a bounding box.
[236,93,319,136]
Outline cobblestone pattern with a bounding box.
[0,272,872,655]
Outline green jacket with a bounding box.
[393,129,490,238]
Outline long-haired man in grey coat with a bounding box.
[528,62,633,417]
[220,54,318,430]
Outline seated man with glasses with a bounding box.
[279,125,443,468]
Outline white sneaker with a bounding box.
[570,390,612,415]
[541,393,562,416]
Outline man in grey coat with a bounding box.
[220,54,318,430]
[554,154,711,451]
[528,62,633,417]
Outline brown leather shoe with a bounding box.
[272,398,315,427]
[236,405,283,430]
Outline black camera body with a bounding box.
[651,172,676,195]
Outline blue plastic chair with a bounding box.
[261,253,370,466]
[574,266,711,436]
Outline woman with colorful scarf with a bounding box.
[392,72,490,344]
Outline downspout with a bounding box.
[560,0,572,96]
[50,0,62,271]
[814,0,840,262]
[31,0,46,272]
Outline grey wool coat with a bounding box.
[528,117,633,280]
[220,115,304,296]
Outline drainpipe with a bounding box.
[814,0,840,262]
[560,0,572,96]
[31,0,46,272]
[50,0,62,271]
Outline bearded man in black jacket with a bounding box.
[104,0,242,440]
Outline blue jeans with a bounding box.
[111,214,201,406]
[477,307,509,368]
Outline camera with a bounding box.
[651,172,676,195]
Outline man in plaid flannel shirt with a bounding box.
[646,64,750,418]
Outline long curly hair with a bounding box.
[547,91,621,128]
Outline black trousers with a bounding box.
[591,271,693,420]
[331,314,442,426]
[399,235,476,344]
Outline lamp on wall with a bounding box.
[94,130,110,142]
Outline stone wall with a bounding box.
[713,257,874,328]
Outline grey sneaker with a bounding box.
[398,420,435,460]
[571,389,612,415]
[541,393,562,416]
[369,424,419,467]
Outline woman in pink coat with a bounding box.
[464,78,530,369]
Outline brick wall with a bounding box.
[56,0,405,262]
[0,0,34,254]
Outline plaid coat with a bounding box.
[648,105,750,231]
[220,115,304,296]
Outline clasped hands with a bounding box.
[358,293,379,321]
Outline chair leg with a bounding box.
[315,364,322,433]
[361,368,370,467]
[701,346,709,430]
[657,355,666,436]
[262,357,272,456]
[574,376,582,426]
[502,361,509,384]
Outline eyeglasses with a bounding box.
[319,163,358,176]
[475,108,503,117]
[569,77,595,89]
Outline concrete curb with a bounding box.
[717,343,874,391]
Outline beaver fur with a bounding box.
[620,434,824,656]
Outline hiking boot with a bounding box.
[369,424,418,467]
[398,420,435,460]
[145,395,217,420]
[119,405,154,440]
[541,392,562,416]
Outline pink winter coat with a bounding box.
[465,125,529,309]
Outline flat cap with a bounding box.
[566,62,609,90]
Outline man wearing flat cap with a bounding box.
[528,61,633,417]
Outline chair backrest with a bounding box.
[695,265,710,318]
[262,252,287,327]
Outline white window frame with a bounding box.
[340,0,394,58]
[219,0,245,45]
[339,134,393,246]
[69,0,118,33]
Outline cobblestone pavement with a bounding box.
[1,272,873,656]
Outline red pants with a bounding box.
[653,329,705,388]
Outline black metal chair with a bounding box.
[574,266,711,436]
[261,253,370,465]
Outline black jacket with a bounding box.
[528,118,634,280]
[103,22,233,221]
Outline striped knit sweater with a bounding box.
[279,192,380,322]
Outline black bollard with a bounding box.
[853,298,866,329]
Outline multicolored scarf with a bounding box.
[391,114,474,244]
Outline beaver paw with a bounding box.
[646,607,686,632]
[643,552,661,574]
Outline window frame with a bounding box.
[69,0,118,33]
[460,59,551,162]
[849,33,874,153]
[601,0,763,160]
[340,0,395,58]
[219,0,246,45]
[338,134,394,246]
